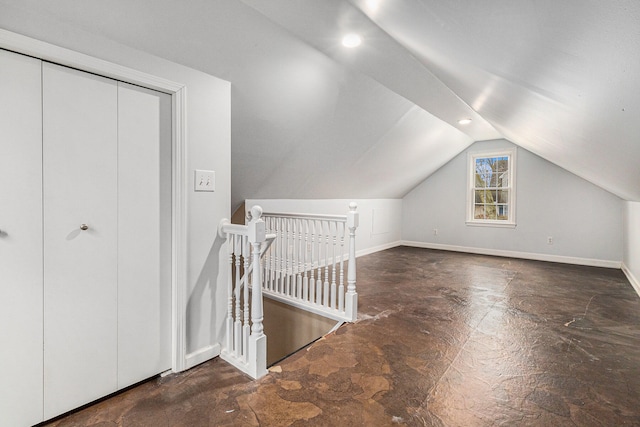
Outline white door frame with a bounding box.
[0,29,189,372]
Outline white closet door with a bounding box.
[43,62,119,419]
[117,82,172,388]
[0,50,44,427]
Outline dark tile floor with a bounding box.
[43,247,640,426]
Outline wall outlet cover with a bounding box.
[195,170,215,192]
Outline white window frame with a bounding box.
[466,148,516,228]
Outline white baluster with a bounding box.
[273,217,279,293]
[265,217,272,292]
[297,218,303,299]
[302,218,309,301]
[294,218,300,298]
[269,217,275,291]
[291,218,297,297]
[226,232,233,353]
[286,218,291,297]
[242,235,250,361]
[316,219,323,305]
[234,234,242,356]
[338,221,345,312]
[323,221,330,308]
[331,221,337,310]
[309,219,316,304]
[276,218,284,292]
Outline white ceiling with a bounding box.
[2,0,639,207]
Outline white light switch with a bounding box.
[194,170,215,192]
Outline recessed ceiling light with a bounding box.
[366,0,380,11]
[342,33,362,48]
[458,118,472,125]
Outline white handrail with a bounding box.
[252,211,348,221]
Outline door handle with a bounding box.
[80,224,89,231]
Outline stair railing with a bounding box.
[217,203,358,379]
[218,205,274,379]
[257,203,359,322]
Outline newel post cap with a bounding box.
[347,202,359,228]
[248,205,266,243]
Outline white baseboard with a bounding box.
[401,240,622,269]
[185,343,221,370]
[356,240,402,258]
[622,263,640,297]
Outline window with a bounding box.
[467,148,516,227]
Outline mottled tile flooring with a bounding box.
[43,247,640,426]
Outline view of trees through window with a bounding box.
[473,156,509,220]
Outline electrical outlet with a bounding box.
[433,228,438,236]
[194,170,215,192]
[547,236,553,245]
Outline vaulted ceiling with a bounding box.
[2,0,639,209]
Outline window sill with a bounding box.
[466,221,516,229]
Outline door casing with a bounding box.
[0,28,189,373]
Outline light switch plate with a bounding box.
[194,170,215,192]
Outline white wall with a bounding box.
[623,202,640,294]
[246,199,403,256]
[0,17,231,365]
[403,139,624,267]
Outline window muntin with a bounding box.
[467,149,516,226]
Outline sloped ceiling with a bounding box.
[1,0,638,208]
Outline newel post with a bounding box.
[346,202,359,322]
[247,205,267,378]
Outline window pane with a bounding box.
[497,204,509,220]
[474,204,485,219]
[475,159,492,186]
[489,172,498,188]
[497,190,509,204]
[495,157,508,172]
[485,204,497,220]
[499,172,509,187]
[475,190,484,203]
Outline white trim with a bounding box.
[262,292,350,322]
[401,240,622,269]
[355,240,402,258]
[172,87,188,373]
[622,263,640,297]
[0,29,189,374]
[465,221,516,228]
[328,321,345,334]
[185,344,221,370]
[0,29,183,93]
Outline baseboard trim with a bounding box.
[356,241,402,258]
[622,263,640,297]
[184,343,221,370]
[401,240,622,269]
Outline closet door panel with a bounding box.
[43,62,118,419]
[117,82,172,388]
[0,49,44,427]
